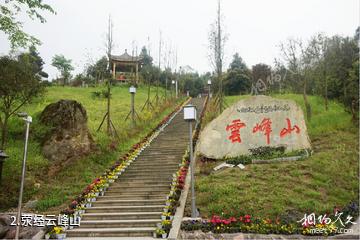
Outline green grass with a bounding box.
[193,94,358,220]
[1,84,182,212]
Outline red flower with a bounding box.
[210,215,221,224]
[229,217,237,223]
[222,219,231,225]
[244,215,251,223]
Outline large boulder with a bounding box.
[40,100,95,163]
[196,95,311,159]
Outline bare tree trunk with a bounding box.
[351,99,357,123]
[325,74,328,111]
[303,78,312,122]
[107,79,111,134]
[0,115,9,150]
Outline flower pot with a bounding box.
[94,192,99,197]
[100,191,105,196]
[55,233,66,240]
[153,232,157,238]
[91,198,96,202]
[109,179,114,183]
[162,233,167,238]
[86,203,91,208]
[161,215,166,220]
[156,223,162,229]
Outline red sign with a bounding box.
[226,119,246,143]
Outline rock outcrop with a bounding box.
[196,95,311,159]
[40,100,95,163]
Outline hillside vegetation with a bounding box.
[193,94,358,220]
[1,85,181,212]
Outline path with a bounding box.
[67,98,204,238]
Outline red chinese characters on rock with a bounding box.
[252,118,272,144]
[280,118,300,138]
[226,117,301,144]
[226,119,246,143]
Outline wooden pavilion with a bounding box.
[110,49,143,83]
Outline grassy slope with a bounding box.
[1,85,180,212]
[195,94,359,220]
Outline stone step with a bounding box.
[78,219,161,228]
[85,205,164,213]
[81,212,162,220]
[66,227,155,237]
[118,176,172,181]
[124,168,178,173]
[130,162,180,167]
[92,199,165,207]
[114,180,172,186]
[66,99,205,238]
[96,194,166,200]
[104,190,169,196]
[108,185,170,191]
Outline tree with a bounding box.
[18,45,48,78]
[51,54,74,86]
[139,46,153,67]
[86,56,109,84]
[251,63,271,94]
[0,0,55,48]
[279,38,312,121]
[0,55,44,149]
[224,53,251,95]
[97,16,119,138]
[208,0,227,113]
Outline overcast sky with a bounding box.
[0,0,358,79]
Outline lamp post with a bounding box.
[175,80,178,99]
[0,150,8,184]
[15,113,32,240]
[171,80,175,99]
[129,86,136,126]
[183,104,197,218]
[207,79,212,98]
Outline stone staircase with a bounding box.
[66,98,204,238]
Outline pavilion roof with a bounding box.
[110,49,143,62]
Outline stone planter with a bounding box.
[55,233,66,239]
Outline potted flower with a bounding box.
[165,199,174,206]
[50,226,66,239]
[154,228,167,238]
[161,220,172,232]
[161,212,172,220]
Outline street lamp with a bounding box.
[15,112,32,240]
[129,86,136,126]
[0,150,8,184]
[171,80,175,99]
[183,104,197,218]
[207,79,212,98]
